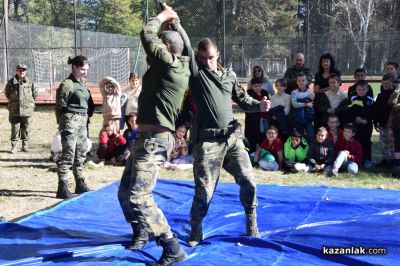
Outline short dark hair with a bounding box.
[197,38,218,52]
[328,73,341,83]
[297,72,306,78]
[386,61,399,69]
[275,78,287,87]
[251,77,263,85]
[353,68,365,76]
[125,113,137,129]
[290,128,303,138]
[382,73,395,82]
[160,31,184,55]
[129,72,139,80]
[356,79,369,89]
[343,122,356,133]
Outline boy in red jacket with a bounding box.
[331,123,363,176]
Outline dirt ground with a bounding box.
[0,107,125,221]
[1,106,399,222]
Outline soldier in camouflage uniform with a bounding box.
[185,38,271,247]
[117,4,189,266]
[4,64,37,153]
[55,56,91,199]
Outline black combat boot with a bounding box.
[75,178,91,194]
[152,234,187,266]
[188,222,203,247]
[127,223,150,250]
[246,208,260,237]
[56,181,73,199]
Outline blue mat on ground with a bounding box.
[1,180,400,266]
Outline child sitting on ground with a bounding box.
[50,131,92,164]
[307,127,335,173]
[326,115,344,147]
[331,123,363,176]
[164,124,193,170]
[97,121,127,166]
[121,112,140,164]
[253,125,283,171]
[283,128,309,172]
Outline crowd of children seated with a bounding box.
[49,60,400,176]
[246,61,400,177]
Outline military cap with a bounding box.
[16,64,28,70]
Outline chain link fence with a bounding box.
[0,20,147,103]
[1,0,400,104]
[172,0,400,80]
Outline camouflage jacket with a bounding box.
[137,18,191,131]
[4,75,37,117]
[55,74,90,123]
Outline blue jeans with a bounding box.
[333,151,359,174]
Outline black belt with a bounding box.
[137,131,172,139]
[198,120,239,139]
[64,110,86,116]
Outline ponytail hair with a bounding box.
[68,55,89,67]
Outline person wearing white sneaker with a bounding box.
[283,129,309,172]
[306,127,335,173]
[331,123,363,176]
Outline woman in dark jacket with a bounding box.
[314,53,341,129]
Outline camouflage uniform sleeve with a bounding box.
[305,68,313,85]
[4,80,12,99]
[31,82,38,99]
[55,80,73,123]
[388,90,400,106]
[231,71,261,112]
[140,18,174,65]
[170,20,192,57]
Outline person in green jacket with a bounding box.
[117,4,189,266]
[4,64,37,153]
[186,38,271,247]
[55,56,91,199]
[283,128,309,172]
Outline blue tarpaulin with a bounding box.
[1,180,399,265]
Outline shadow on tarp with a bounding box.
[0,180,399,265]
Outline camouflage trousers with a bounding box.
[9,116,31,142]
[379,127,394,161]
[118,132,174,238]
[190,129,258,226]
[57,113,88,182]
